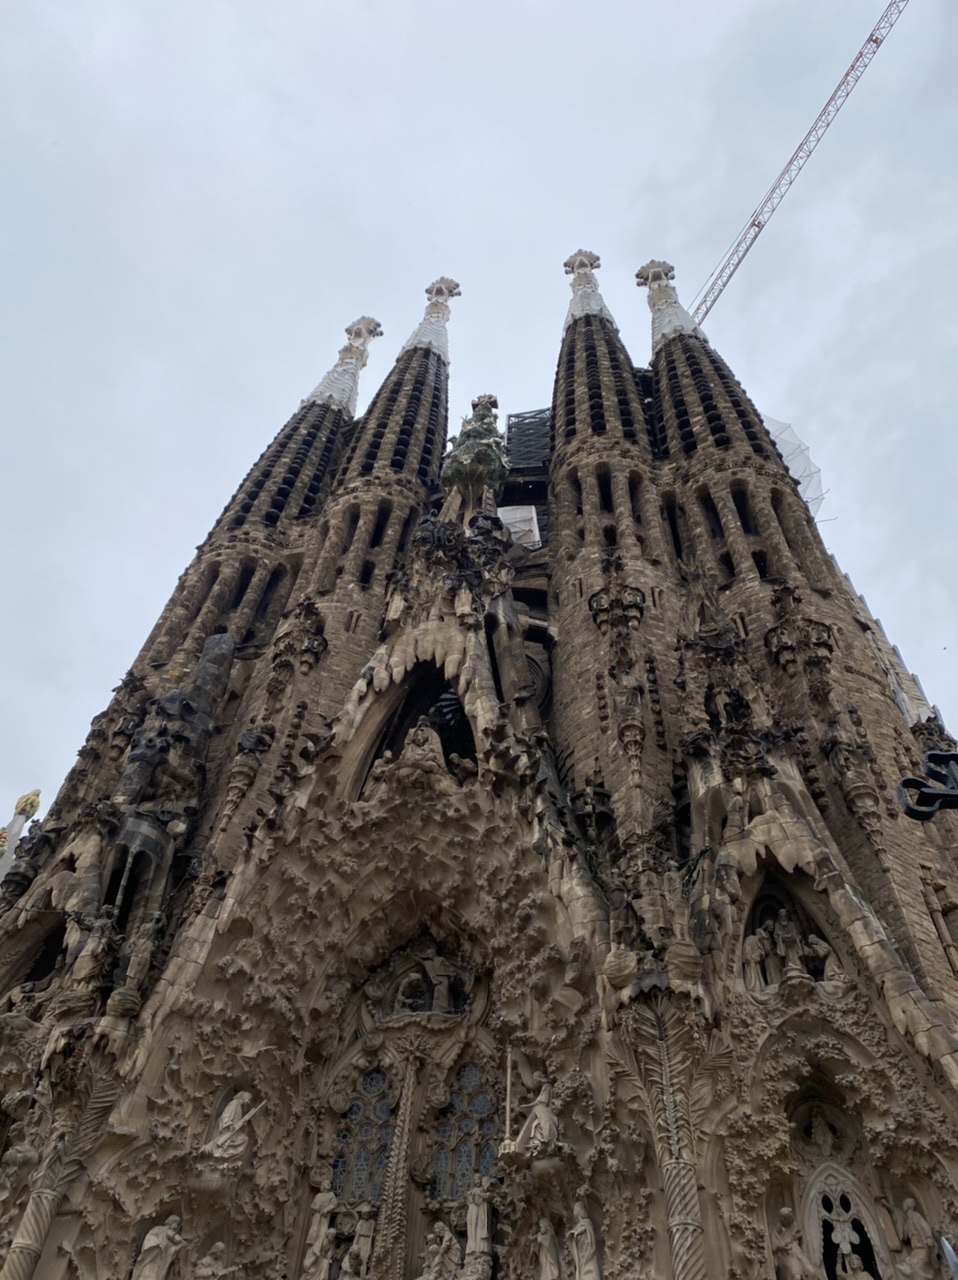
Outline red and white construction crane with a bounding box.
[689,0,911,326]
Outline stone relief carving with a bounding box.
[131,1217,185,1280]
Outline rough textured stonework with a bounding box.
[2,258,957,1280]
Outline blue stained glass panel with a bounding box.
[433,1147,451,1200]
[361,1071,387,1096]
[331,1152,348,1198]
[350,1147,371,1203]
[457,1063,483,1090]
[372,1097,392,1122]
[479,1143,497,1177]
[446,1093,465,1117]
[454,1141,475,1197]
[359,1122,374,1140]
[460,1117,476,1134]
[471,1092,495,1116]
[480,1120,497,1137]
[346,1099,364,1119]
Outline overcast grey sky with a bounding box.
[2,0,956,818]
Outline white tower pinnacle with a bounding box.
[563,250,617,332]
[400,278,461,362]
[636,260,706,354]
[304,316,384,416]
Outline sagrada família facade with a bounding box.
[1,254,957,1280]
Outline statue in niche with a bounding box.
[770,1207,817,1280]
[569,1202,601,1280]
[514,1079,560,1158]
[70,904,118,993]
[201,1091,264,1164]
[396,720,448,781]
[340,1245,364,1280]
[194,1243,241,1278]
[607,875,638,951]
[131,1216,185,1280]
[353,1201,376,1279]
[742,926,771,993]
[387,942,471,1018]
[774,909,807,976]
[301,1228,336,1280]
[536,1219,561,1280]
[306,1176,339,1253]
[123,911,164,992]
[465,1176,493,1258]
[805,933,846,985]
[896,1197,936,1279]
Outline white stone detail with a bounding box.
[400,277,461,362]
[636,260,706,353]
[563,250,617,332]
[304,316,383,416]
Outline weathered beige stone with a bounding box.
[0,261,957,1280]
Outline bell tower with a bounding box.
[0,256,957,1280]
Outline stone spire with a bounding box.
[400,277,461,361]
[636,259,705,354]
[563,249,617,332]
[304,316,383,415]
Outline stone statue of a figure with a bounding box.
[302,1229,337,1280]
[569,1202,601,1280]
[465,1176,493,1257]
[131,1216,185,1280]
[770,1207,817,1280]
[514,1081,559,1157]
[306,1176,339,1249]
[536,1218,561,1280]
[195,1242,241,1278]
[202,1090,262,1163]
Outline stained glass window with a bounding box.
[331,1070,395,1204]
[431,1062,499,1200]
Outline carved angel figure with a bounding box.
[514,1081,559,1157]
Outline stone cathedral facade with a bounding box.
[2,253,958,1280]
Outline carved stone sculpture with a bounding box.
[770,1207,817,1280]
[514,1080,560,1157]
[570,1202,601,1280]
[302,1229,336,1280]
[465,1176,493,1258]
[201,1091,262,1165]
[195,1242,240,1278]
[537,1219,561,1280]
[306,1177,339,1250]
[131,1217,185,1280]
[353,1201,376,1279]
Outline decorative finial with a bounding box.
[635,260,705,354]
[401,278,462,361]
[563,250,617,332]
[441,394,509,517]
[0,789,41,873]
[304,316,383,415]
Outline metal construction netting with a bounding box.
[763,415,825,516]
